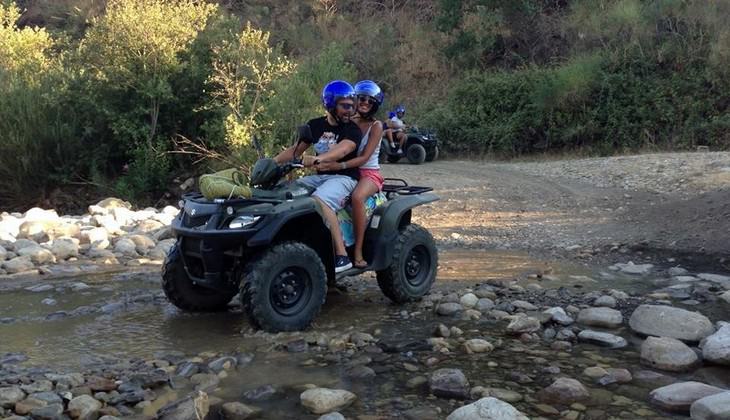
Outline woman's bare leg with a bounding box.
[352,179,379,267]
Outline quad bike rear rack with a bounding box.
[382,178,433,198]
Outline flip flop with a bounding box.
[353,259,368,269]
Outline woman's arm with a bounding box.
[344,121,383,168]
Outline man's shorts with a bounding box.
[296,174,357,212]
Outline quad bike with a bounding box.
[162,127,439,332]
[379,127,439,165]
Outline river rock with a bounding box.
[629,305,715,342]
[506,315,541,334]
[698,273,730,288]
[614,261,653,275]
[124,234,156,255]
[0,386,25,408]
[511,300,538,311]
[30,403,64,419]
[460,293,478,308]
[429,368,470,399]
[94,198,132,211]
[16,245,55,264]
[0,244,7,260]
[14,397,47,415]
[51,237,79,260]
[446,397,529,420]
[300,388,356,414]
[438,302,464,316]
[669,266,689,276]
[149,239,175,259]
[720,291,730,304]
[475,298,495,312]
[577,307,623,328]
[464,339,494,354]
[20,381,53,394]
[2,256,35,274]
[544,307,574,326]
[537,378,590,405]
[593,295,617,308]
[649,381,725,413]
[157,390,209,420]
[577,330,627,348]
[690,390,730,420]
[220,401,260,420]
[641,336,699,371]
[701,326,730,366]
[317,412,345,420]
[114,238,138,257]
[81,227,110,249]
[68,395,102,420]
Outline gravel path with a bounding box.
[382,152,730,260]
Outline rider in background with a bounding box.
[384,104,407,153]
[317,80,384,268]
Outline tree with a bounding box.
[80,0,217,147]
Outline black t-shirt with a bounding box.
[303,116,362,179]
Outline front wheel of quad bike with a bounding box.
[425,146,439,162]
[376,224,438,303]
[240,242,327,332]
[406,144,427,164]
[162,245,237,311]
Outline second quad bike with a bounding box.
[162,128,439,332]
[379,127,439,165]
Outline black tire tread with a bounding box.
[376,224,437,304]
[407,144,427,165]
[240,241,327,332]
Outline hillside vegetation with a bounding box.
[1,0,729,209]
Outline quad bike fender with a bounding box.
[247,197,321,247]
[367,193,439,270]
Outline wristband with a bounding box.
[341,162,347,170]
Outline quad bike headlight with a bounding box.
[228,215,261,229]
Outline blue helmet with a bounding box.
[394,104,405,116]
[353,80,384,118]
[321,80,356,117]
[388,111,396,119]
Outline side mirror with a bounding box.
[297,124,313,143]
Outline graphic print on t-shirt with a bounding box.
[314,131,338,155]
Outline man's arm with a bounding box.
[274,141,310,164]
[315,140,356,163]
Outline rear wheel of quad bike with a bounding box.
[425,146,439,162]
[406,144,427,165]
[240,242,327,332]
[162,244,237,311]
[377,224,437,303]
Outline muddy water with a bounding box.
[0,249,723,418]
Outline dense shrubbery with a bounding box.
[1,0,729,208]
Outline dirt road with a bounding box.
[382,152,730,262]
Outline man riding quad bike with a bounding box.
[381,105,439,164]
[162,85,439,333]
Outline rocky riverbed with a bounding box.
[1,153,729,419]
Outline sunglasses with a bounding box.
[337,102,354,111]
[357,95,376,105]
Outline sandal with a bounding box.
[353,259,368,269]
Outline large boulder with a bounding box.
[629,305,715,342]
[701,326,730,366]
[300,388,356,415]
[576,307,623,328]
[0,214,23,239]
[48,222,81,240]
[690,391,730,420]
[17,220,54,242]
[649,382,725,413]
[640,336,699,372]
[446,397,529,420]
[23,208,59,223]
